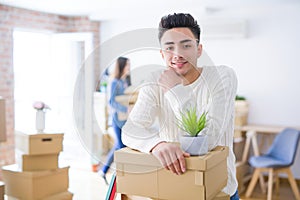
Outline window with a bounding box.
[13,30,94,167]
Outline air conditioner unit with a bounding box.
[201,18,247,39]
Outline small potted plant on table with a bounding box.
[178,107,208,156]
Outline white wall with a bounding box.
[99,2,300,177]
[202,4,300,127]
[100,2,300,127]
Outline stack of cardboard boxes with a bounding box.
[1,131,73,200]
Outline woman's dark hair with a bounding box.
[114,57,129,79]
[158,13,201,44]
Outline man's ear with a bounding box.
[160,49,165,59]
[197,44,203,58]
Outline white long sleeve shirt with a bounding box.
[122,65,238,196]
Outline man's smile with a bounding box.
[171,61,188,68]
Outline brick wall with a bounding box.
[0,4,100,179]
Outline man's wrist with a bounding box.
[150,141,167,152]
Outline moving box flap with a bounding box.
[115,148,161,167]
[2,164,69,178]
[186,146,229,170]
[15,131,64,139]
[115,146,228,171]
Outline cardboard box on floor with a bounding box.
[6,191,73,200]
[0,181,4,200]
[115,146,228,200]
[43,191,73,200]
[0,97,7,142]
[2,165,69,200]
[15,149,59,171]
[15,131,63,155]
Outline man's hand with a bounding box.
[158,68,182,93]
[151,142,190,175]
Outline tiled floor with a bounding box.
[68,165,113,200]
[58,142,115,200]
[239,181,298,200]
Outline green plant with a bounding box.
[177,107,207,137]
[235,95,246,101]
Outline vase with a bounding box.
[36,110,45,133]
[179,134,208,156]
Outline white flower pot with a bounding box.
[36,110,45,133]
[179,134,208,156]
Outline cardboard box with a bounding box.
[15,131,63,155]
[15,149,59,171]
[0,181,4,200]
[42,191,73,200]
[7,191,73,200]
[2,165,69,200]
[0,97,7,142]
[213,191,230,200]
[115,146,228,200]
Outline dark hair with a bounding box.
[114,57,129,79]
[158,13,201,44]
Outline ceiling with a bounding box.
[0,0,299,21]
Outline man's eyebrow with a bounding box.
[163,39,193,45]
[180,39,193,43]
[163,41,174,45]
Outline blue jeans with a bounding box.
[230,190,239,200]
[101,122,125,174]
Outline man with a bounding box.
[122,13,239,199]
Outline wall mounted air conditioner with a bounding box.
[201,18,247,39]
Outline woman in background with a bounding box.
[98,57,131,184]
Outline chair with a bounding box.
[245,128,300,200]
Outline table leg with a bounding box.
[243,130,266,194]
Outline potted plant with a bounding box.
[178,107,208,156]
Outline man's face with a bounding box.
[160,28,202,76]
